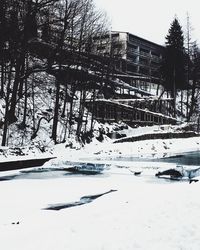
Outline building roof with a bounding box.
[112,31,165,49]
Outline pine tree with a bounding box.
[162,18,186,117]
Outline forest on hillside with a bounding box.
[0,0,120,147]
[1,0,200,148]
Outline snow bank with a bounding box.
[52,134,200,163]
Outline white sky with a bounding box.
[94,0,200,46]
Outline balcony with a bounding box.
[139,58,150,66]
[127,47,139,55]
[151,54,161,62]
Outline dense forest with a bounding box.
[0,0,119,147]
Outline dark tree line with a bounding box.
[162,17,200,120]
[0,0,120,146]
[3,3,200,148]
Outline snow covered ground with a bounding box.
[1,124,200,164]
[53,124,200,162]
[0,162,200,250]
[1,124,200,250]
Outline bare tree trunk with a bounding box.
[180,90,183,115]
[32,75,36,130]
[76,87,87,136]
[0,63,5,98]
[8,59,22,123]
[173,65,176,118]
[21,78,28,128]
[51,77,60,143]
[68,84,77,137]
[2,64,12,146]
[186,13,191,120]
[188,80,196,121]
[90,88,96,131]
[51,0,71,143]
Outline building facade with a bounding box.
[89,32,176,124]
[94,31,165,88]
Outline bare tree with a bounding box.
[187,43,200,121]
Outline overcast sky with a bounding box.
[95,0,200,46]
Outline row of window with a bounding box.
[126,63,160,77]
[127,46,162,60]
[127,54,161,68]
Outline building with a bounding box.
[93,31,165,93]
[88,31,177,125]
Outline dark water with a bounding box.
[103,151,200,166]
[150,151,200,166]
[0,167,104,182]
[1,151,200,182]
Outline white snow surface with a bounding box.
[1,124,200,250]
[0,162,200,250]
[52,124,200,162]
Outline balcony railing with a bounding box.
[151,55,161,62]
[127,47,138,55]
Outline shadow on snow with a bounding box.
[44,189,117,211]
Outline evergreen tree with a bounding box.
[163,18,186,91]
[162,18,186,117]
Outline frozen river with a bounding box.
[1,151,200,181]
[153,150,200,165]
[1,152,200,250]
[112,150,200,166]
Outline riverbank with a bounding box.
[1,124,200,171]
[114,131,199,143]
[0,157,55,172]
[52,133,200,164]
